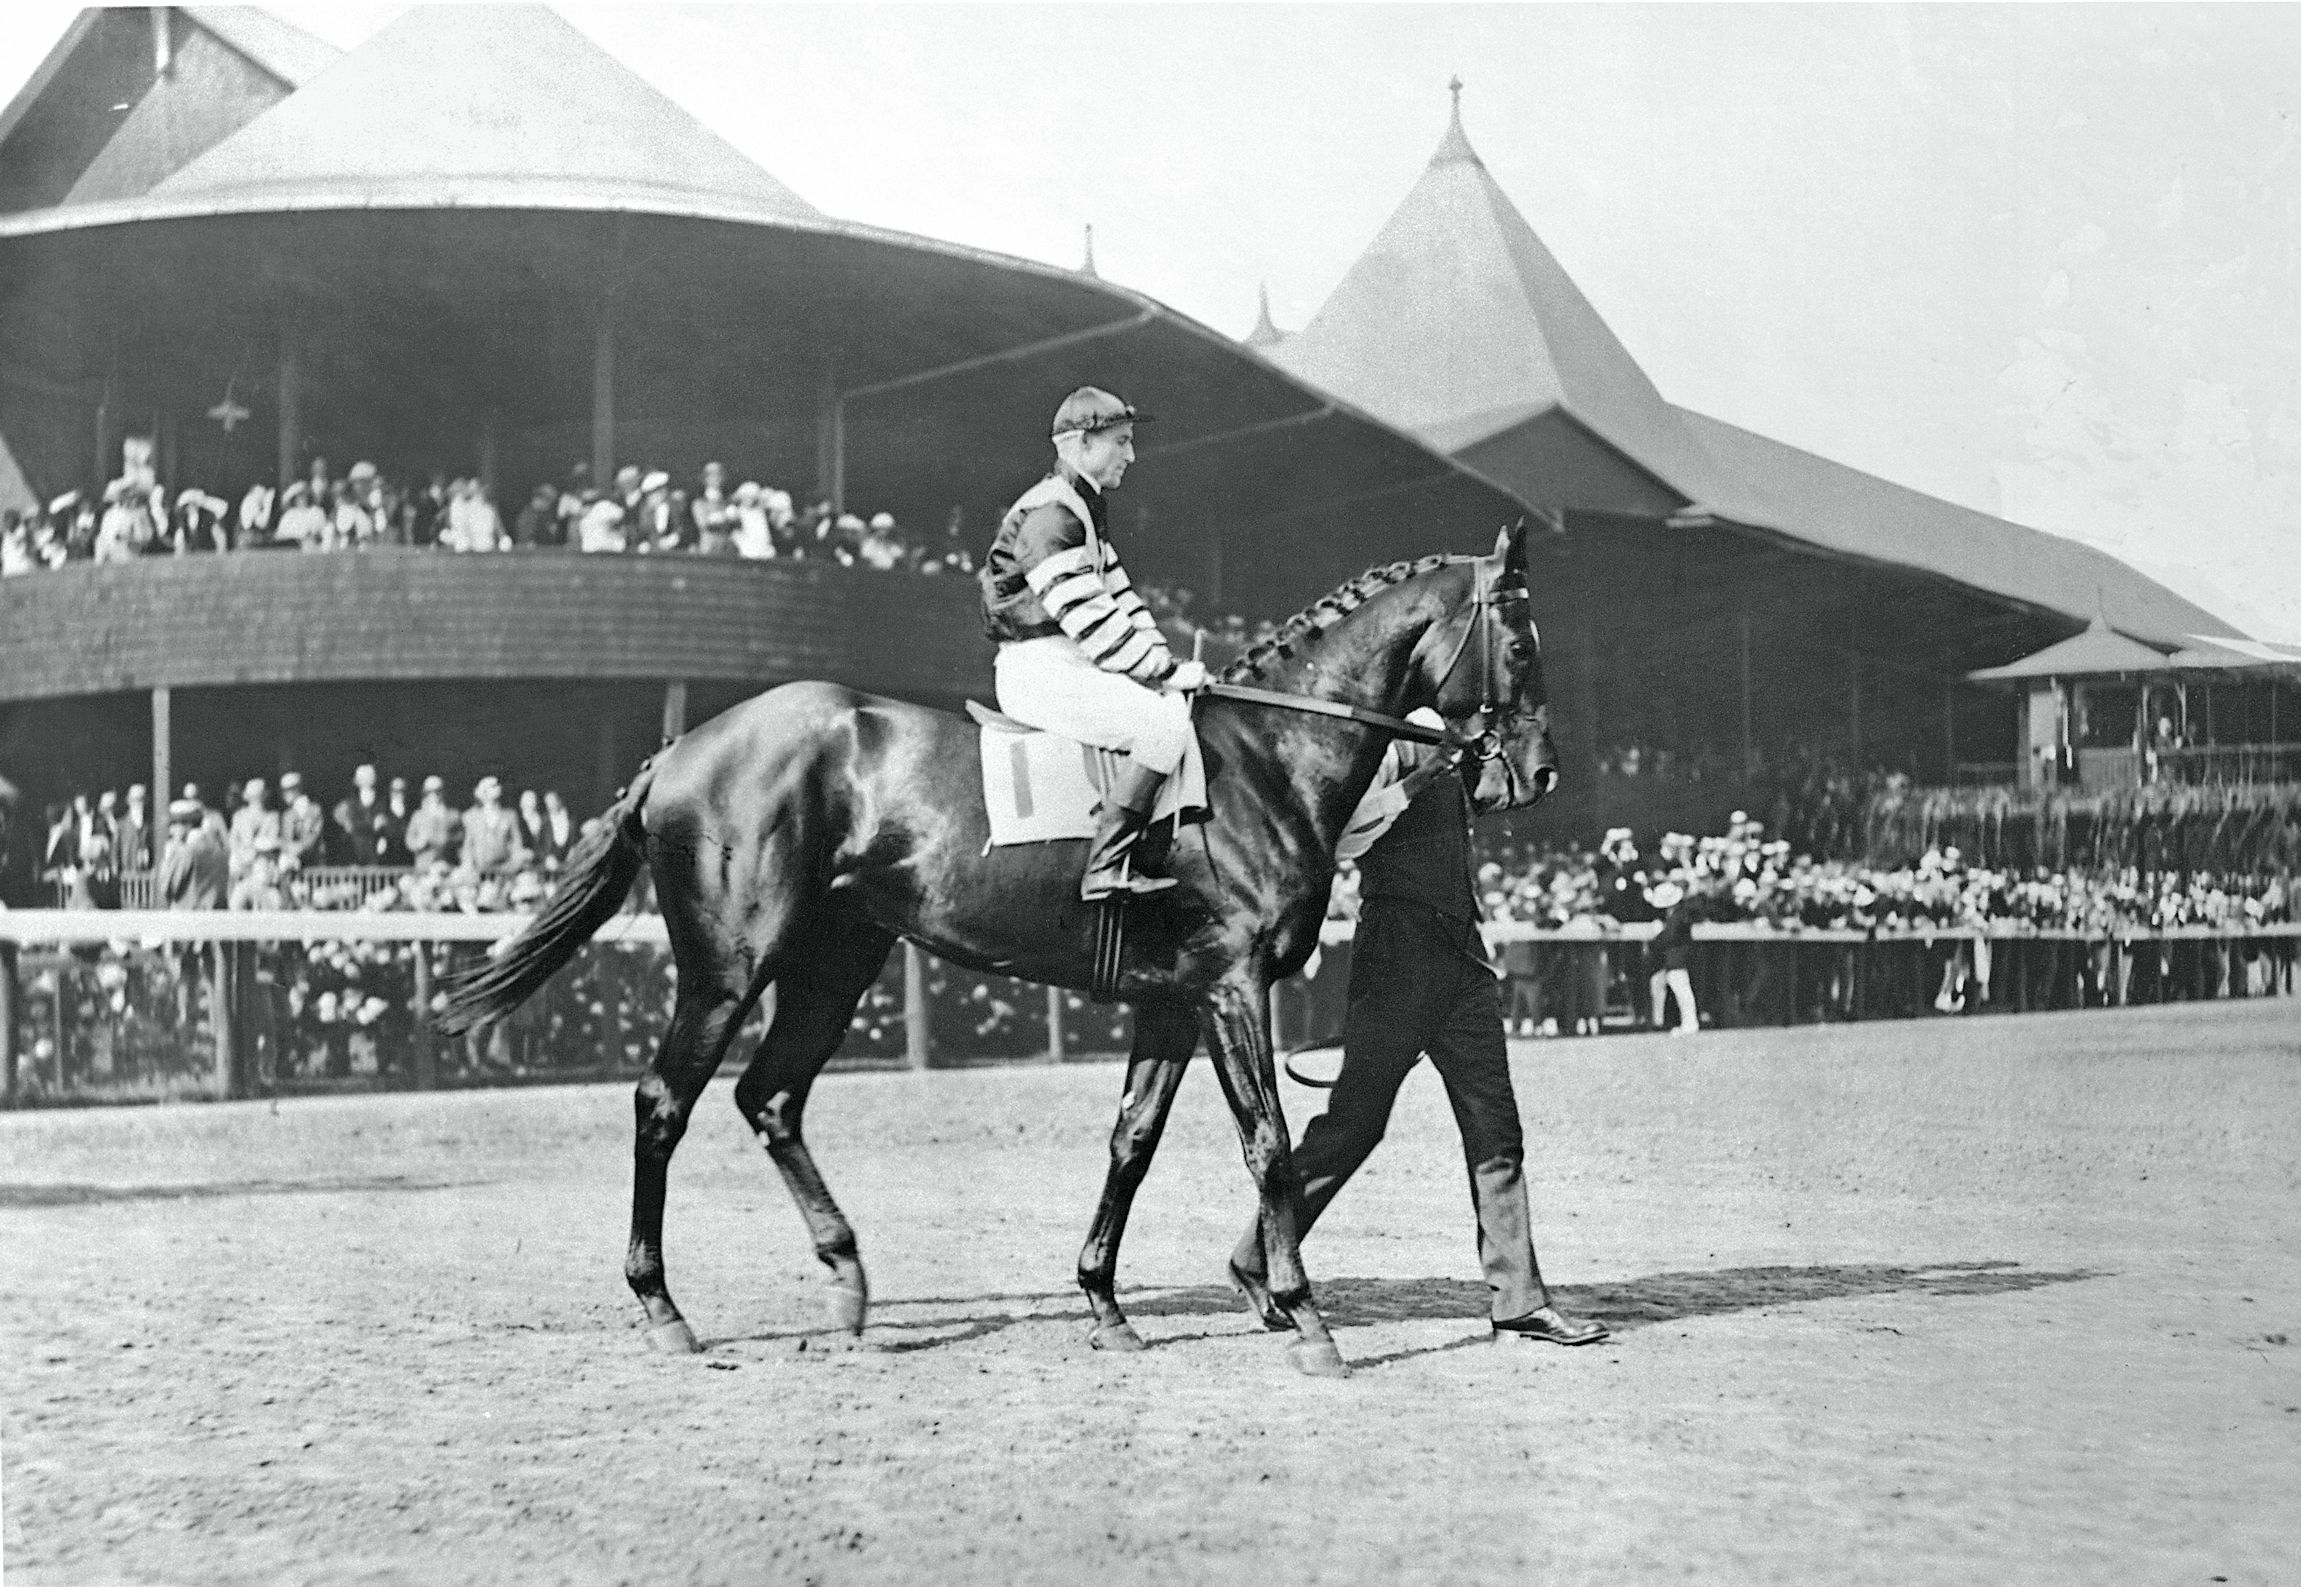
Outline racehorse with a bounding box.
[438,523,1556,1377]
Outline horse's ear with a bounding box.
[1494,519,1529,580]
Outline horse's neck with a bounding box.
[1236,579,1452,853]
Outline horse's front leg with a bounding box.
[1077,999,1198,1351]
[1200,975,1348,1378]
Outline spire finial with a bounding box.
[1433,76,1480,166]
[1246,281,1286,348]
[1080,223,1098,278]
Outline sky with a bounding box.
[4,2,2296,639]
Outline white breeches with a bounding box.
[993,636,1192,774]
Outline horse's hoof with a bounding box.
[644,1318,703,1355]
[1286,1338,1351,1379]
[826,1284,868,1337]
[1089,1322,1148,1353]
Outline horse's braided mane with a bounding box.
[1220,553,1460,684]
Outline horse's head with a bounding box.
[1424,523,1557,813]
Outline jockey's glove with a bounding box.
[1167,659,1209,693]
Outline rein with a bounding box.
[1199,555,1515,761]
[1197,680,1472,750]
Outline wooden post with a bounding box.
[411,945,437,1089]
[210,942,237,1100]
[0,943,18,1109]
[1045,984,1065,1064]
[903,942,930,1069]
[660,680,687,745]
[151,686,172,814]
[1269,984,1285,1055]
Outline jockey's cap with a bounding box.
[1050,386,1152,439]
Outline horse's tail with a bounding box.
[434,763,654,1037]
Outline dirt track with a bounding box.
[4,999,2299,1586]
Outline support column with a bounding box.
[1847,655,1862,766]
[275,316,302,488]
[1942,678,1956,780]
[903,942,930,1069]
[151,686,171,811]
[816,359,845,515]
[477,408,500,498]
[1045,985,1065,1064]
[660,680,687,745]
[1738,610,1755,779]
[590,304,616,485]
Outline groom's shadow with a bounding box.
[725,1259,2106,1363]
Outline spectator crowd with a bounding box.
[1,456,980,576]
[36,766,603,916]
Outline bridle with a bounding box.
[1423,555,1543,799]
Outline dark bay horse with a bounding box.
[439,523,1556,1376]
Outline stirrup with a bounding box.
[1082,862,1177,901]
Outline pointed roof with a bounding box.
[1244,283,1286,348]
[182,7,340,87]
[1966,618,2175,683]
[0,7,337,214]
[147,5,817,221]
[1268,82,1725,505]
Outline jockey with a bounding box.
[981,386,1208,900]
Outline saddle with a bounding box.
[969,702,1207,849]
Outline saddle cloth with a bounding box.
[972,701,1208,848]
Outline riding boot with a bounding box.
[1083,762,1179,901]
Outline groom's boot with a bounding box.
[1082,762,1178,901]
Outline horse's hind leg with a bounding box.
[731,915,896,1336]
[1077,999,1197,1352]
[627,977,759,1354]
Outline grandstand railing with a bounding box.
[2153,743,2301,786]
[2,911,2293,1108]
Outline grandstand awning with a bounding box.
[0,6,1528,614]
[2161,635,2301,674]
[1965,618,2174,683]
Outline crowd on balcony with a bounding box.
[0,457,980,576]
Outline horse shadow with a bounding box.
[718,1259,2108,1363]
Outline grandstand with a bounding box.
[1,13,2288,883]
[0,6,1529,865]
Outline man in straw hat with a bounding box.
[979,386,1206,900]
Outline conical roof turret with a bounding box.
[1268,79,1724,508]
